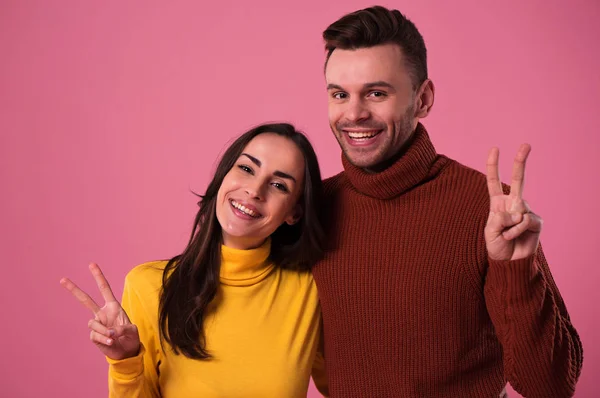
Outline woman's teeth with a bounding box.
[231,200,259,218]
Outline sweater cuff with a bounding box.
[488,255,541,302]
[106,344,145,379]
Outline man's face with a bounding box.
[325,44,419,170]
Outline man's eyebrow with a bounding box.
[327,81,395,91]
[363,81,395,90]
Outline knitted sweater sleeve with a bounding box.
[483,244,583,397]
[106,270,162,398]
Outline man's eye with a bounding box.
[333,92,347,99]
[369,91,386,98]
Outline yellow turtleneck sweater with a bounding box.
[106,240,328,397]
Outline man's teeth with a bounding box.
[231,200,258,217]
[347,131,379,139]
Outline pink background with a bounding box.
[1,1,598,397]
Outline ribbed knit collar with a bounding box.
[219,238,273,286]
[342,123,438,200]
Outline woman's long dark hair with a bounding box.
[158,123,325,359]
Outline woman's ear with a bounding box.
[285,204,303,226]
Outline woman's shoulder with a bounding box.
[124,260,169,293]
[278,268,317,289]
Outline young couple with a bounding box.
[62,6,583,398]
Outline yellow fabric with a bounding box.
[107,239,328,397]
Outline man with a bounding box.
[312,6,583,398]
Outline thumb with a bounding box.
[487,211,523,235]
[111,323,139,339]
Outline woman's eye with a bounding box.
[238,165,253,173]
[272,182,289,192]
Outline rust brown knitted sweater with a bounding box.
[312,124,583,398]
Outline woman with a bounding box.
[61,123,329,397]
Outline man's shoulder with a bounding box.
[442,155,485,177]
[436,156,499,216]
[323,170,346,185]
[440,156,489,193]
[322,171,347,197]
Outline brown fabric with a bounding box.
[313,124,583,398]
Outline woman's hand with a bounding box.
[61,263,140,360]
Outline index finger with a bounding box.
[60,277,101,314]
[510,143,531,199]
[486,147,503,197]
[88,263,118,303]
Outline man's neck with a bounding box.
[362,130,417,174]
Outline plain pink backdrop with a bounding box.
[1,1,599,397]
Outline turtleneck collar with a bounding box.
[220,238,274,287]
[342,123,439,200]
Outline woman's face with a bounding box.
[216,133,305,250]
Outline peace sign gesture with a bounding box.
[485,144,543,261]
[60,263,140,360]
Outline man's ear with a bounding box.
[415,78,435,118]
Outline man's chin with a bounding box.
[343,150,383,170]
